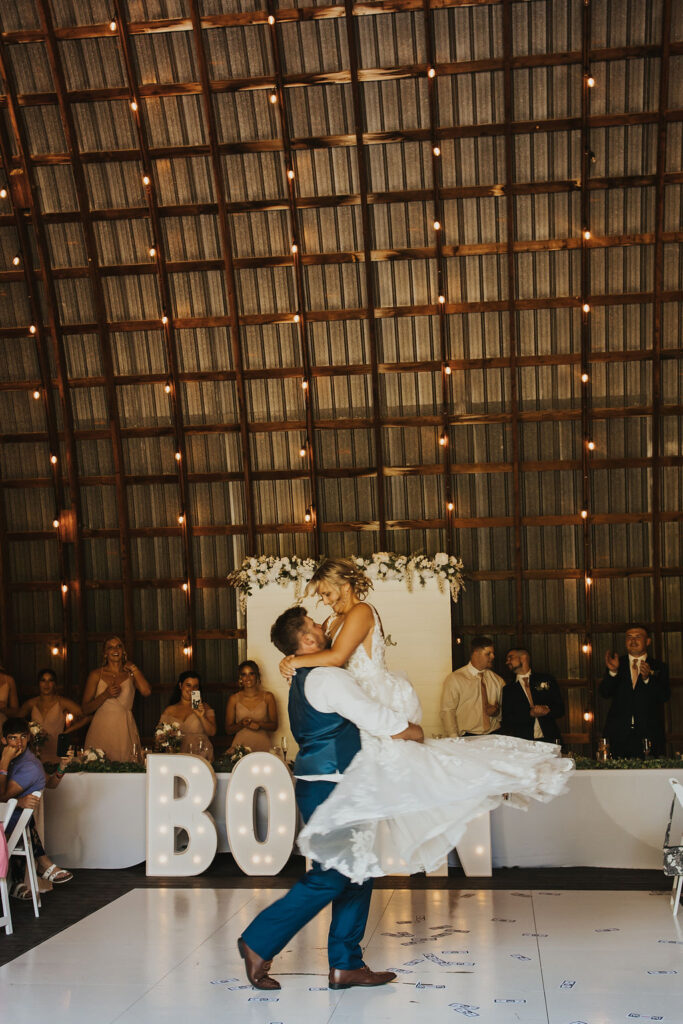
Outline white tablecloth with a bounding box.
[43,768,683,872]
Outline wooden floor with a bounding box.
[0,855,669,968]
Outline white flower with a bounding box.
[434,552,448,565]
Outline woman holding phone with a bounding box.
[157,670,216,760]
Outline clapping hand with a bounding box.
[639,661,652,679]
[605,650,619,672]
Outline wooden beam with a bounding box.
[188,0,256,557]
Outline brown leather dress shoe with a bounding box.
[328,965,397,990]
[237,937,281,990]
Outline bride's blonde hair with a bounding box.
[305,557,373,601]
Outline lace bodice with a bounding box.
[341,605,422,724]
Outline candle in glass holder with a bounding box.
[65,712,74,727]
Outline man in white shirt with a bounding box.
[238,606,423,992]
[599,624,670,757]
[440,635,504,737]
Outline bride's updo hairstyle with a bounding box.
[306,557,373,601]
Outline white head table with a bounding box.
[42,767,683,873]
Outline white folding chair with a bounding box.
[0,798,17,935]
[667,778,683,917]
[5,805,42,918]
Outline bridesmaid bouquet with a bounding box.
[27,720,49,751]
[154,721,182,753]
[227,744,251,769]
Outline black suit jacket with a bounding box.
[501,671,564,743]
[599,654,670,753]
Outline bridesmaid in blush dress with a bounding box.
[19,668,84,763]
[82,636,151,762]
[225,661,278,753]
[157,670,216,760]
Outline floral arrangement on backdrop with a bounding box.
[227,552,465,613]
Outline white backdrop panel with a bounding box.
[245,579,453,757]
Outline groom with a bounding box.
[238,605,424,991]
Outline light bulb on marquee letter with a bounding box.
[146,754,218,876]
[226,752,296,875]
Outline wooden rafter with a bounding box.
[344,0,387,549]
[37,0,135,666]
[266,0,320,553]
[0,35,86,691]
[113,0,197,659]
[188,0,256,558]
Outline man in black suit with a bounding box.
[501,648,564,744]
[599,625,670,757]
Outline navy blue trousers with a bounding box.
[241,779,373,970]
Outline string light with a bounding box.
[267,13,275,24]
[178,513,185,525]
[587,75,595,88]
[61,583,68,594]
[439,432,448,447]
[161,314,168,325]
[52,517,59,528]
[33,389,40,400]
[51,644,60,656]
[294,313,300,323]
[50,454,58,464]
[587,440,595,451]
[582,302,590,313]
[287,169,295,180]
[427,67,436,78]
[0,187,7,199]
[142,174,150,186]
[582,641,591,654]
[304,508,312,523]
[444,364,452,375]
[301,378,308,390]
[149,245,156,258]
[109,18,117,32]
[12,254,20,266]
[269,92,278,104]
[581,372,589,383]
[438,294,445,304]
[130,100,138,112]
[291,243,298,254]
[583,709,594,721]
[182,581,188,591]
[585,575,593,586]
[29,324,37,334]
[446,501,455,511]
[433,146,441,157]
[164,381,172,393]
[580,509,588,519]
[299,446,306,458]
[183,641,191,656]
[175,451,181,461]
[433,220,441,231]
[583,229,591,240]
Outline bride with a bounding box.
[279,557,574,884]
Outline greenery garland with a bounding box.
[226,552,465,613]
[574,756,683,770]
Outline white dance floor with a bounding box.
[1,887,682,1023]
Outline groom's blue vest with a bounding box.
[289,667,361,776]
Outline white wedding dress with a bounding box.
[297,605,574,883]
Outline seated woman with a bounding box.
[157,670,216,760]
[19,668,85,763]
[225,660,278,753]
[82,636,151,762]
[0,662,19,730]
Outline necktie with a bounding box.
[479,672,490,732]
[631,659,642,688]
[521,675,532,704]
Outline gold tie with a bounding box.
[631,659,641,688]
[480,672,490,732]
[521,675,532,704]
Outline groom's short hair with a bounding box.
[271,605,308,656]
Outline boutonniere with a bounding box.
[535,681,550,691]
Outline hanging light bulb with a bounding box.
[439,432,448,447]
[182,581,188,591]
[268,14,275,24]
[109,18,117,31]
[175,451,181,462]
[33,389,40,400]
[178,512,185,525]
[130,100,138,112]
[433,220,441,231]
[580,509,588,519]
[438,294,445,304]
[582,302,590,313]
[301,378,308,390]
[12,254,20,266]
[149,244,156,258]
[53,517,60,528]
[581,372,589,383]
[51,644,60,656]
[270,92,278,104]
[587,440,595,451]
[164,381,172,393]
[294,313,300,323]
[287,168,295,180]
[183,641,191,655]
[50,454,58,464]
[582,642,591,654]
[446,501,454,512]
[291,243,298,254]
[29,324,37,334]
[444,364,452,375]
[586,575,593,586]
[427,67,436,78]
[161,314,168,325]
[299,446,306,458]
[587,75,595,88]
[0,187,7,198]
[304,508,312,523]
[583,229,591,240]
[61,583,68,594]
[583,709,594,721]
[433,146,441,157]
[142,174,150,186]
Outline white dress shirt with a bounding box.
[296,666,409,781]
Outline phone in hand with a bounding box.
[191,689,201,710]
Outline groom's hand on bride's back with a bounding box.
[392,722,424,743]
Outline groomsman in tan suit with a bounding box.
[441,636,504,737]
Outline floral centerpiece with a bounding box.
[214,745,252,773]
[27,720,49,752]
[227,552,465,613]
[81,747,107,764]
[154,721,182,753]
